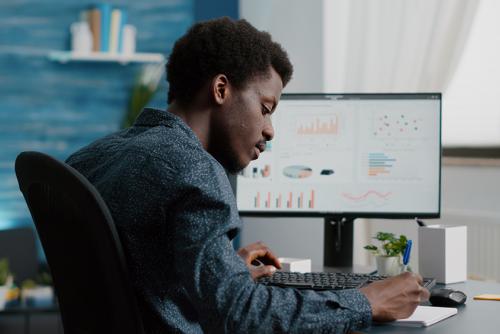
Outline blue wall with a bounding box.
[0,0,194,229]
[0,0,239,234]
[195,0,238,21]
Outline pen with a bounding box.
[403,240,412,272]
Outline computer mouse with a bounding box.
[429,288,467,307]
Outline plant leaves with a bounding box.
[366,232,409,257]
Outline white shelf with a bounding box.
[48,51,165,65]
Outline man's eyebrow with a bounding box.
[259,90,277,110]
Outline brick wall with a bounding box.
[0,0,194,229]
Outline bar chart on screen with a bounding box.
[367,152,396,176]
[252,190,316,210]
[363,150,422,182]
[296,115,339,136]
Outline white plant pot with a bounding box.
[22,286,54,307]
[0,285,9,310]
[376,256,403,276]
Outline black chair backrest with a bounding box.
[15,151,144,334]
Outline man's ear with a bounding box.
[211,74,230,106]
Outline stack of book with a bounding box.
[83,3,129,53]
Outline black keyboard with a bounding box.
[257,271,436,291]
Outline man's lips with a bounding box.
[254,147,260,159]
[252,142,266,159]
[256,142,266,153]
[253,143,265,159]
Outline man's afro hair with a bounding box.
[166,17,293,105]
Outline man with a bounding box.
[67,17,429,333]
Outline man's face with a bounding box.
[210,67,283,173]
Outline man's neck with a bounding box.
[168,102,211,150]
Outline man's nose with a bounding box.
[263,117,274,141]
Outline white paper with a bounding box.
[390,306,458,327]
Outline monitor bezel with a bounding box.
[236,92,442,220]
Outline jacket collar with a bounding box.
[133,108,179,128]
[133,108,202,147]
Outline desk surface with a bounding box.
[322,267,500,333]
[0,303,58,315]
[363,280,500,333]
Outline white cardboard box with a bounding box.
[278,257,311,273]
[419,225,467,284]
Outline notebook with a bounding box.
[390,306,458,327]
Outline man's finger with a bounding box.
[252,265,277,280]
[420,287,430,301]
[239,242,282,269]
[259,249,282,269]
[413,273,424,285]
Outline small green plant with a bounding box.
[122,63,165,128]
[364,232,408,257]
[0,258,11,285]
[21,279,37,290]
[21,271,53,289]
[36,271,53,286]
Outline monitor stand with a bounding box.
[324,217,354,267]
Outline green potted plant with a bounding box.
[0,258,13,310]
[364,232,408,276]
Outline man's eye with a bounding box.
[261,105,270,115]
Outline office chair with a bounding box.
[15,151,145,334]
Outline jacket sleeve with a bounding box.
[170,162,372,334]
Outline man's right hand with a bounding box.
[237,241,282,280]
[359,271,431,322]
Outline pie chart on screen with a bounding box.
[283,165,313,179]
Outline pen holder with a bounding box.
[418,225,467,284]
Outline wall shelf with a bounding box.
[48,51,165,65]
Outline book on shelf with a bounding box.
[109,8,121,53]
[97,3,111,52]
[118,10,127,53]
[80,4,129,54]
[88,8,101,52]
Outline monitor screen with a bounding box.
[236,93,441,218]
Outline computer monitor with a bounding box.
[235,93,441,266]
[236,93,441,219]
